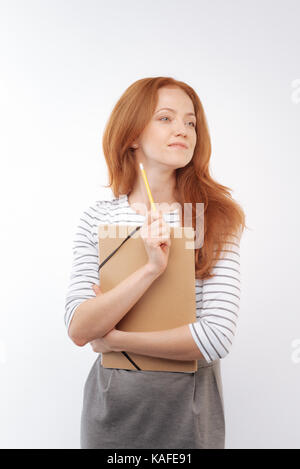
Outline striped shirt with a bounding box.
[64,193,241,364]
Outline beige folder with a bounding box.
[98,224,197,373]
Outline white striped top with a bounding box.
[65,193,241,364]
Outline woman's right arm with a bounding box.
[69,263,160,346]
[65,204,171,347]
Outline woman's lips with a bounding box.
[168,144,187,149]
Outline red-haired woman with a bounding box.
[65,77,247,449]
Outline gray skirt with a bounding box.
[80,355,225,449]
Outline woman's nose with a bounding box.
[174,122,186,135]
[174,128,187,137]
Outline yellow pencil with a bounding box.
[139,162,157,212]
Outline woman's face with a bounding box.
[137,86,197,170]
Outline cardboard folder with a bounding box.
[98,224,197,373]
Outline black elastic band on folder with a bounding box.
[98,225,142,371]
[98,225,141,272]
[121,351,141,371]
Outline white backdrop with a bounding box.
[0,0,299,449]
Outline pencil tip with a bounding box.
[139,162,144,170]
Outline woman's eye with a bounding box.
[159,116,195,127]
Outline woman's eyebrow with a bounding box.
[155,107,196,117]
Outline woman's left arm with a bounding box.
[108,325,204,361]
[92,233,241,363]
[90,285,203,360]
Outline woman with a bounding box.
[64,76,246,449]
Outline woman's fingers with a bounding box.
[145,210,170,238]
[92,284,102,294]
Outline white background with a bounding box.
[0,0,299,449]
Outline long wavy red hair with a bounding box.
[102,77,248,280]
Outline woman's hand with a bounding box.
[140,208,171,277]
[89,284,121,353]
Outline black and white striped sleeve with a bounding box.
[188,236,241,363]
[64,205,101,334]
